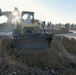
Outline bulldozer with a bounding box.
[0,10,53,49]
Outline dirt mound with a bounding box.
[52,28,70,34]
[0,36,76,75]
[62,37,76,55]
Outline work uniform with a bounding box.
[11,9,20,28]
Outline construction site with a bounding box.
[0,8,76,75]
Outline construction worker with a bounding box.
[0,8,2,16]
[11,7,20,28]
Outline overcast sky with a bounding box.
[0,0,76,24]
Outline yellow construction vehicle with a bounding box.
[0,10,53,49]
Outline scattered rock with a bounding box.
[12,72,17,75]
[50,69,56,75]
[0,57,3,65]
[33,67,43,75]
[0,36,76,75]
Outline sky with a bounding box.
[0,0,76,24]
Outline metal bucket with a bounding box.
[13,36,52,49]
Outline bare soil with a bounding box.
[0,36,76,75]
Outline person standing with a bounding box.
[0,8,2,16]
[11,7,20,28]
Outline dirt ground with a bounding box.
[0,36,76,75]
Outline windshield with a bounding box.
[22,14,33,24]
